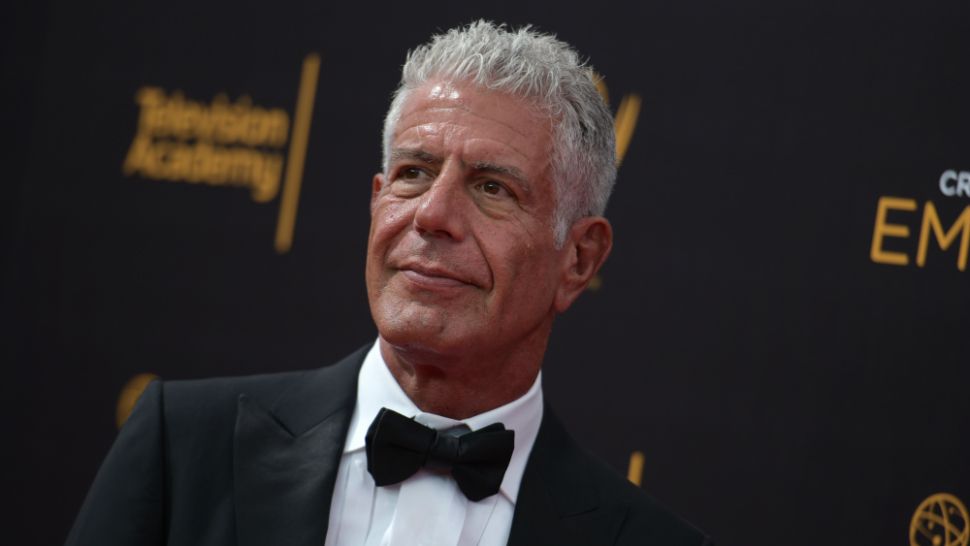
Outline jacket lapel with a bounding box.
[233,346,367,546]
[507,406,626,546]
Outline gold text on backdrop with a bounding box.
[870,172,970,271]
[121,53,321,253]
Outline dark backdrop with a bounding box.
[4,1,969,545]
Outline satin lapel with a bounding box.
[507,406,625,546]
[233,346,366,546]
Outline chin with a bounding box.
[375,308,473,358]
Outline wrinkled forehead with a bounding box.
[391,80,554,173]
[394,80,549,136]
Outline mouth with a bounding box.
[398,262,478,289]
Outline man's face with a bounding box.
[365,80,568,361]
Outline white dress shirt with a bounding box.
[324,341,544,546]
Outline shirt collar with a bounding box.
[343,339,544,503]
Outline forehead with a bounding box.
[392,81,553,172]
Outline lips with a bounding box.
[397,261,481,289]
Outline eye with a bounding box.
[389,165,433,197]
[477,180,514,199]
[398,166,427,181]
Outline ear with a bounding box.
[553,217,613,313]
[370,173,385,214]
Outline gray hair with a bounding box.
[381,20,616,245]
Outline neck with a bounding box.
[378,330,548,420]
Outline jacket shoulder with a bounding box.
[530,408,711,546]
[157,344,369,429]
[161,369,308,420]
[586,458,711,545]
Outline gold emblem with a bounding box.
[911,493,970,546]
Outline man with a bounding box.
[67,21,710,546]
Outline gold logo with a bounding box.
[627,450,645,486]
[871,197,970,271]
[122,54,321,254]
[122,88,290,202]
[115,373,159,428]
[587,74,642,291]
[911,493,970,546]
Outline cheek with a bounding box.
[370,198,416,248]
[487,239,553,295]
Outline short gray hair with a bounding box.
[381,20,616,245]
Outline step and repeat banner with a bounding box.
[4,1,968,545]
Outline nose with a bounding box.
[413,164,467,241]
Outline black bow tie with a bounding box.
[364,407,515,501]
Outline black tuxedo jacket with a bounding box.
[67,346,710,546]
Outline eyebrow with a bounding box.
[389,148,532,191]
[469,161,530,190]
[389,148,439,166]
